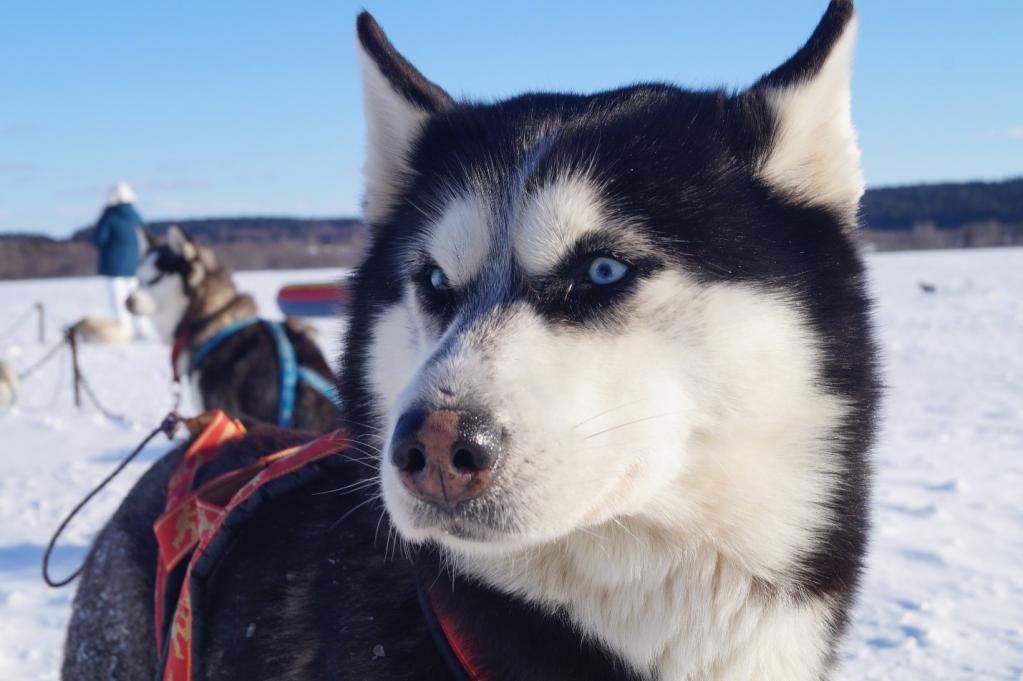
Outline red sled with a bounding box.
[276,282,349,317]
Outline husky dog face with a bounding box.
[341,3,878,673]
[127,225,226,342]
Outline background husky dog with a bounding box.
[67,316,132,345]
[0,360,17,410]
[64,1,878,679]
[126,225,337,432]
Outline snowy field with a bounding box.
[1,250,1021,680]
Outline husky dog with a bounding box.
[126,225,337,432]
[0,360,16,410]
[343,0,879,676]
[67,316,133,345]
[64,2,878,679]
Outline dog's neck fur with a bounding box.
[179,274,258,349]
[456,527,831,681]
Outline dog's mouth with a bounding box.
[408,503,503,541]
[394,490,515,543]
[433,516,498,543]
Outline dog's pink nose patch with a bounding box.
[392,409,496,510]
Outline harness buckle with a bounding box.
[159,411,183,439]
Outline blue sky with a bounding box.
[1,1,1020,236]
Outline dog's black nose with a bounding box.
[389,409,500,509]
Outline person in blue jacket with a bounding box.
[92,182,149,338]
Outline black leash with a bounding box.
[42,411,184,588]
[16,346,67,411]
[65,325,130,422]
[16,336,68,382]
[78,374,131,424]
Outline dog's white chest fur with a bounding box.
[464,537,832,681]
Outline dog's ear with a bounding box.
[167,225,218,287]
[356,11,454,226]
[167,224,198,261]
[752,0,862,223]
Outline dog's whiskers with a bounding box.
[578,526,611,560]
[334,416,385,434]
[373,507,387,548]
[311,478,378,496]
[340,443,385,470]
[401,535,413,562]
[384,524,395,561]
[340,441,378,455]
[338,457,379,472]
[611,517,644,546]
[572,398,649,430]
[347,437,384,454]
[582,411,680,440]
[674,249,733,276]
[328,495,380,531]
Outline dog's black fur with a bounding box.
[62,424,640,680]
[190,316,337,433]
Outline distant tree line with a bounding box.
[2,178,1021,279]
[2,218,370,280]
[71,216,364,245]
[861,177,1023,230]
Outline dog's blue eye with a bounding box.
[429,267,450,290]
[586,257,629,285]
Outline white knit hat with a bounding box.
[107,181,137,206]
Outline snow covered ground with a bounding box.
[1,250,1020,679]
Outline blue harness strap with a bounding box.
[186,317,338,427]
[297,366,339,406]
[264,320,298,427]
[188,317,261,372]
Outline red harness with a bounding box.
[169,330,189,383]
[152,411,486,681]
